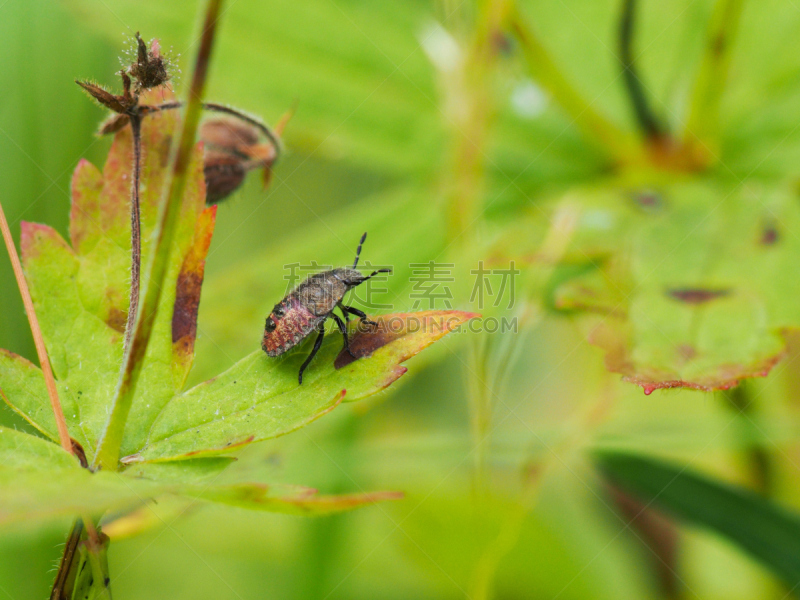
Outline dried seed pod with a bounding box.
[76,80,129,113]
[200,119,260,151]
[129,33,170,90]
[98,113,131,135]
[199,117,279,204]
[204,151,247,204]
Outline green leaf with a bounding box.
[0,88,473,527]
[12,90,211,459]
[130,310,477,462]
[192,184,449,378]
[0,427,401,526]
[531,179,800,393]
[188,483,403,516]
[0,349,66,442]
[595,450,800,588]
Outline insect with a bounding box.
[262,232,391,384]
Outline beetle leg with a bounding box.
[331,312,356,358]
[337,303,350,326]
[298,324,325,385]
[341,304,378,328]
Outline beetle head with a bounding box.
[265,304,286,332]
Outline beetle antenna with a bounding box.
[353,232,367,269]
[359,268,391,283]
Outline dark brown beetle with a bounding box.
[262,233,391,384]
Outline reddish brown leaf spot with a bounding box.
[631,189,663,211]
[667,288,730,304]
[761,225,779,246]
[172,206,217,350]
[334,311,479,369]
[105,307,128,334]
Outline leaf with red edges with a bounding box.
[537,180,800,393]
[132,310,478,463]
[6,88,209,460]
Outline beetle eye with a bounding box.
[265,318,276,332]
[274,307,285,318]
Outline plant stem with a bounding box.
[618,0,664,139]
[442,0,505,244]
[92,0,225,471]
[144,101,284,157]
[82,516,111,599]
[724,383,772,495]
[683,0,745,164]
[0,200,72,453]
[508,3,641,165]
[50,520,83,599]
[125,113,143,351]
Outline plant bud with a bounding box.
[199,118,279,204]
[200,119,260,150]
[129,33,171,90]
[203,151,247,204]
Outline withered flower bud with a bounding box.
[200,119,260,150]
[129,33,170,90]
[76,80,129,113]
[204,151,247,204]
[199,118,279,204]
[99,112,131,135]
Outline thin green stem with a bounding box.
[724,383,773,496]
[82,517,111,600]
[467,335,492,498]
[508,3,641,165]
[683,0,745,163]
[92,0,225,471]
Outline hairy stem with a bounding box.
[125,113,143,351]
[82,516,111,599]
[618,0,664,139]
[0,201,72,453]
[93,0,225,471]
[49,520,83,599]
[144,101,283,157]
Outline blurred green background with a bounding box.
[4,0,800,598]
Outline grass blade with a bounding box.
[596,450,800,589]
